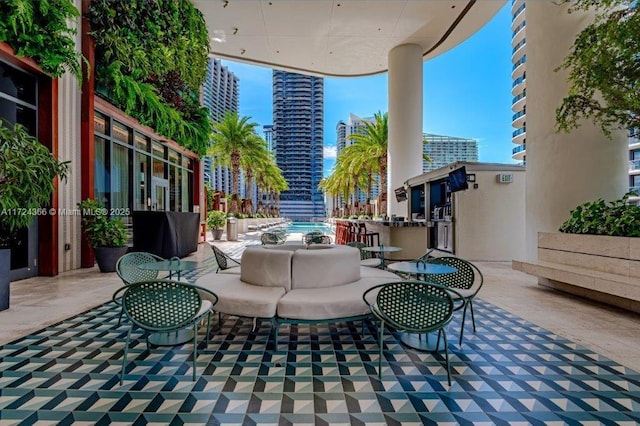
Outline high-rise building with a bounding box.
[202,58,241,197]
[423,134,478,172]
[511,0,527,166]
[272,71,325,220]
[336,113,373,154]
[335,114,377,205]
[263,125,274,152]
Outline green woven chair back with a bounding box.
[261,232,285,245]
[116,252,163,285]
[346,241,372,260]
[425,256,477,291]
[210,244,230,270]
[122,280,203,331]
[376,281,454,333]
[304,232,331,244]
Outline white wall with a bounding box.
[524,2,628,262]
[57,0,83,272]
[455,169,525,261]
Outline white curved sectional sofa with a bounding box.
[196,244,399,341]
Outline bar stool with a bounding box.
[357,223,380,247]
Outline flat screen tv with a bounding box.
[394,187,407,202]
[448,166,469,193]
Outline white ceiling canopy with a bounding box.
[194,0,505,77]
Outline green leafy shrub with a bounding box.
[207,210,227,230]
[0,121,69,246]
[78,199,127,247]
[559,192,640,237]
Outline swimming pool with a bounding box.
[284,222,333,235]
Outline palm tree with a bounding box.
[346,111,389,214]
[240,135,270,215]
[208,112,260,214]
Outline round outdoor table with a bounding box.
[137,259,201,346]
[362,245,402,268]
[387,261,456,280]
[386,261,458,352]
[138,259,200,281]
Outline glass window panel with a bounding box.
[169,164,181,211]
[94,112,108,135]
[169,150,180,164]
[94,136,110,208]
[152,141,165,158]
[0,63,37,104]
[0,99,37,134]
[134,132,149,151]
[113,121,131,144]
[182,169,190,212]
[136,153,150,210]
[112,144,131,212]
[152,158,165,179]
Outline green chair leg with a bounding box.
[459,302,469,346]
[117,307,124,327]
[442,328,451,386]
[120,327,133,385]
[192,321,198,381]
[378,321,385,379]
[469,300,476,332]
[205,312,211,346]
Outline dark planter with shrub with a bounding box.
[93,246,129,273]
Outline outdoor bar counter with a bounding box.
[359,220,428,260]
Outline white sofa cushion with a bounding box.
[291,245,361,289]
[197,272,285,318]
[219,265,241,275]
[240,246,293,291]
[277,268,400,320]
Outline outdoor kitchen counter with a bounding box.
[362,220,428,260]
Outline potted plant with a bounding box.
[78,199,128,272]
[207,210,227,241]
[0,121,69,310]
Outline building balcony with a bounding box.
[512,93,526,112]
[629,159,640,173]
[512,109,526,127]
[511,3,526,28]
[512,127,526,144]
[511,20,526,44]
[512,143,526,161]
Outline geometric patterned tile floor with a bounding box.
[2,298,640,425]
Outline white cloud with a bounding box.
[324,146,337,159]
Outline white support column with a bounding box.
[524,2,628,262]
[388,44,423,217]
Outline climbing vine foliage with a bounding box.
[0,0,83,79]
[88,0,211,156]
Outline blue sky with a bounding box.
[221,2,513,176]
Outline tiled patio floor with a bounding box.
[2,232,640,424]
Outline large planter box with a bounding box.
[514,232,640,313]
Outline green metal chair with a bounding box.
[210,244,241,272]
[118,279,217,384]
[346,241,379,267]
[303,232,331,245]
[114,252,166,326]
[424,256,484,346]
[261,231,286,245]
[363,281,456,385]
